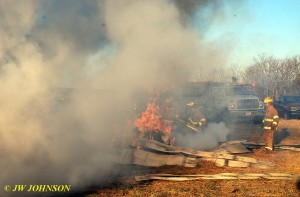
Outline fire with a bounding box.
[135,94,172,137]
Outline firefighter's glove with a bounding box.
[271,125,278,131]
[272,122,278,131]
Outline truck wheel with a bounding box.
[253,116,263,124]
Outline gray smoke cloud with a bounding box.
[173,0,225,24]
[0,0,238,195]
[174,122,229,150]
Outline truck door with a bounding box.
[211,87,226,110]
[278,96,285,115]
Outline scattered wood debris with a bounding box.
[120,138,274,168]
[242,141,300,151]
[135,173,300,181]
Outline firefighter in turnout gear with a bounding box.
[185,102,207,132]
[262,97,279,151]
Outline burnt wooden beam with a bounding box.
[123,138,274,168]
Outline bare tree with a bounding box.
[241,54,300,99]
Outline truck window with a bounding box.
[285,96,300,103]
[224,86,251,96]
[279,97,284,103]
[211,87,225,97]
[183,86,200,96]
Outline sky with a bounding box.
[195,0,300,67]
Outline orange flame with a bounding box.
[135,94,172,136]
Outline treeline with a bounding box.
[240,55,300,100]
[199,54,300,100]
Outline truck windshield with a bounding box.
[224,86,251,96]
[284,96,300,103]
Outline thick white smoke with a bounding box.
[0,0,235,195]
[174,122,229,150]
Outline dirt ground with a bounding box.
[85,119,300,197]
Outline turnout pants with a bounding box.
[263,129,275,149]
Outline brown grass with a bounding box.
[87,119,300,197]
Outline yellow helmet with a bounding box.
[186,102,195,107]
[264,97,273,103]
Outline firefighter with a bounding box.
[185,102,207,132]
[262,97,279,151]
